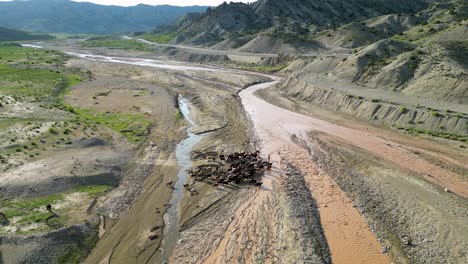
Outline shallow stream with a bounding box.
[160,96,204,261]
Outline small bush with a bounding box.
[175,110,183,120]
[48,127,59,135]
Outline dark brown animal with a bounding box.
[148,235,159,241]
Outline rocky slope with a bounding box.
[144,0,467,138]
[290,0,468,104]
[154,0,431,46]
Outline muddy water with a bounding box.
[161,96,203,261]
[239,81,391,264]
[240,82,468,197]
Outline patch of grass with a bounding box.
[0,64,64,102]
[400,107,408,114]
[444,41,468,68]
[175,109,183,120]
[0,46,81,104]
[2,192,63,219]
[400,126,468,142]
[236,64,288,73]
[140,33,175,44]
[0,45,64,65]
[72,185,111,197]
[57,230,99,264]
[0,185,110,234]
[73,108,151,143]
[266,32,314,42]
[82,36,151,51]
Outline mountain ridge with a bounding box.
[154,0,434,46]
[0,26,53,41]
[0,0,208,34]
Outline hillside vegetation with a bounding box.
[0,0,207,34]
[0,27,53,42]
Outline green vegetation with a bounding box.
[0,45,81,163]
[0,45,81,103]
[397,126,468,142]
[0,44,152,172]
[0,185,111,234]
[73,109,151,143]
[57,232,99,264]
[0,45,64,65]
[0,64,68,102]
[0,26,53,42]
[140,33,176,44]
[266,32,314,42]
[0,1,208,35]
[175,109,183,120]
[82,37,152,51]
[234,63,288,73]
[444,41,468,68]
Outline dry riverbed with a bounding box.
[1,41,466,264]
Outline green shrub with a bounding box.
[48,127,59,135]
[175,110,183,120]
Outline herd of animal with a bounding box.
[189,151,272,187]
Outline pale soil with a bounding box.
[284,148,390,264]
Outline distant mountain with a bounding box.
[0,26,53,41]
[0,0,208,34]
[154,0,433,45]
